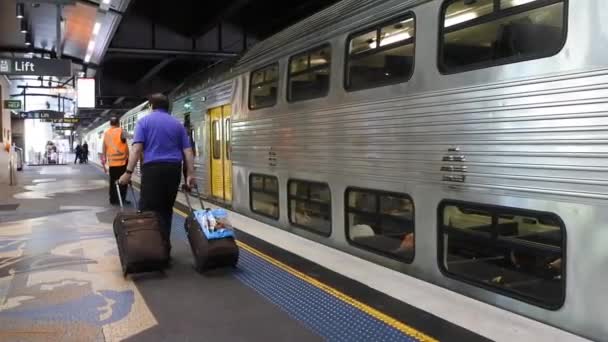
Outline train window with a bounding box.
[346,14,415,91]
[288,180,331,235]
[211,120,220,160]
[438,201,565,309]
[288,45,331,102]
[225,118,231,161]
[249,64,279,110]
[439,0,566,73]
[250,174,279,219]
[345,188,414,262]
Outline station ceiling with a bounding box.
[0,0,340,129]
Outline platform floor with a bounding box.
[0,164,490,341]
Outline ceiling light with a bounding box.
[25,32,32,46]
[92,22,101,35]
[87,40,95,51]
[102,0,111,4]
[20,19,28,33]
[445,12,478,27]
[16,3,25,19]
[84,54,91,63]
[509,0,536,6]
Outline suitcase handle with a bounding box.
[182,184,206,213]
[116,181,138,211]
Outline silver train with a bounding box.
[87,0,608,340]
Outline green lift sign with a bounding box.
[3,100,21,110]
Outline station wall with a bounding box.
[0,76,12,185]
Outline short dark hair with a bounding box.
[110,116,119,126]
[147,93,169,111]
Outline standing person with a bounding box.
[102,117,130,205]
[74,144,82,164]
[119,94,196,256]
[82,142,89,164]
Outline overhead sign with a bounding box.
[77,78,95,108]
[12,110,65,119]
[53,126,74,131]
[41,118,80,124]
[0,58,72,77]
[3,100,21,110]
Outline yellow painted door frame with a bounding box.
[208,104,232,203]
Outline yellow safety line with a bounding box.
[171,206,438,342]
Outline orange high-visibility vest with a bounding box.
[103,127,128,167]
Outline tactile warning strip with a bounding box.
[234,244,437,342]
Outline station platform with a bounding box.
[0,164,590,342]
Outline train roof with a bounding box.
[172,0,431,101]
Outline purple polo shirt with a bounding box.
[133,110,191,164]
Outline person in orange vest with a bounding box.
[102,116,130,205]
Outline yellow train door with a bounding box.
[209,105,232,203]
[223,105,233,202]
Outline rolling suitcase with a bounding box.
[182,185,239,272]
[113,182,170,277]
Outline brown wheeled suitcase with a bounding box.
[113,183,169,277]
[182,185,239,272]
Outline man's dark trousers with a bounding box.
[139,162,182,252]
[109,164,128,204]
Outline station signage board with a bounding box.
[0,58,72,77]
[41,118,80,124]
[53,126,74,131]
[12,110,65,119]
[3,100,21,110]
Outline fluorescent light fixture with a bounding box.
[20,19,28,33]
[102,0,111,4]
[25,32,32,46]
[369,32,411,49]
[509,0,536,6]
[77,78,95,108]
[87,40,96,52]
[92,22,101,35]
[84,54,91,63]
[16,3,24,19]
[445,12,478,27]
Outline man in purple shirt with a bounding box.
[119,94,196,255]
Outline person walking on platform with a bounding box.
[74,144,82,164]
[119,94,196,255]
[82,142,89,164]
[102,117,130,205]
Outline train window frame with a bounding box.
[211,120,221,160]
[344,187,415,263]
[287,179,332,236]
[437,0,569,75]
[437,200,566,310]
[344,12,417,92]
[287,44,332,103]
[248,63,279,110]
[249,173,280,220]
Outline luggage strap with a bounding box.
[182,184,205,213]
[116,182,139,211]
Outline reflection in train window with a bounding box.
[346,14,415,91]
[288,45,331,102]
[250,174,279,219]
[439,201,565,309]
[439,0,566,73]
[288,180,331,235]
[249,64,279,110]
[211,120,221,160]
[346,188,414,262]
[225,119,231,161]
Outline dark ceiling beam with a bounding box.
[191,0,253,38]
[106,47,237,58]
[135,57,175,86]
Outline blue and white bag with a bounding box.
[193,209,235,240]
